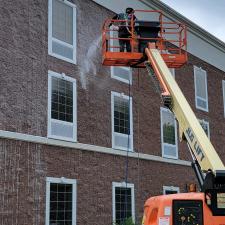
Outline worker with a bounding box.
[110,7,137,52]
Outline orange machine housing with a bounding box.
[143,193,225,225]
[102,10,187,68]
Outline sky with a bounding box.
[160,0,225,43]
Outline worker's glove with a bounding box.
[110,24,119,31]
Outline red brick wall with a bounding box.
[0,139,196,225]
[0,0,225,224]
[0,0,225,161]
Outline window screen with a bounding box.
[51,77,73,123]
[49,0,76,63]
[50,183,73,225]
[114,96,130,135]
[194,66,208,111]
[161,108,178,159]
[199,119,210,138]
[52,0,73,45]
[111,67,132,84]
[115,187,132,225]
[162,110,175,145]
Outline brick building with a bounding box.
[0,0,225,225]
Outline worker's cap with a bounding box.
[126,7,134,14]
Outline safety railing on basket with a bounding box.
[102,10,187,68]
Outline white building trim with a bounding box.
[0,130,191,166]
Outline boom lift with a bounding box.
[102,10,225,224]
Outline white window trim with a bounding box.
[45,177,77,225]
[48,0,77,64]
[112,182,135,224]
[169,68,175,78]
[48,70,77,142]
[111,91,133,151]
[109,30,118,52]
[160,107,178,159]
[163,185,180,195]
[222,80,225,118]
[198,119,210,139]
[111,66,132,84]
[194,65,208,112]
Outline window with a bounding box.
[199,119,210,138]
[112,182,135,225]
[194,66,208,111]
[48,71,77,141]
[161,107,178,159]
[48,0,77,64]
[111,92,133,151]
[163,186,180,195]
[111,67,132,84]
[45,177,77,225]
[169,68,175,78]
[110,30,119,52]
[222,80,225,117]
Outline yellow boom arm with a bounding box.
[145,47,225,178]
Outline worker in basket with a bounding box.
[110,7,137,52]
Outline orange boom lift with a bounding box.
[102,10,225,225]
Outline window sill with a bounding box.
[48,52,77,65]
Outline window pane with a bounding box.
[162,110,175,145]
[199,120,209,137]
[196,70,206,98]
[112,67,132,83]
[115,187,132,225]
[52,0,73,45]
[165,190,178,194]
[49,183,73,225]
[51,77,73,122]
[114,96,130,135]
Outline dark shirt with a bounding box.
[110,13,137,36]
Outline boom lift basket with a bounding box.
[102,10,187,68]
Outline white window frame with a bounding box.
[160,107,178,159]
[111,91,133,151]
[112,182,135,224]
[48,70,77,142]
[199,119,210,139]
[48,0,77,64]
[110,30,119,52]
[111,66,132,84]
[169,68,175,78]
[194,66,208,112]
[222,80,225,117]
[45,177,77,225]
[163,186,180,195]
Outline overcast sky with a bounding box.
[160,0,225,43]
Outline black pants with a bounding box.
[118,32,131,52]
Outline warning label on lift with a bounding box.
[159,217,170,225]
[217,193,225,209]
